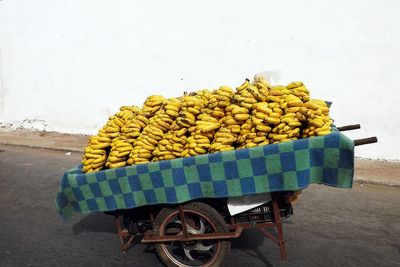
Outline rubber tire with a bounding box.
[154,202,231,267]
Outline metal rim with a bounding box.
[160,209,221,267]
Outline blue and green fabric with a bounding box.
[56,130,354,220]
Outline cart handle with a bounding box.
[354,137,378,146]
[337,124,361,131]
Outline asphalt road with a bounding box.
[0,145,399,267]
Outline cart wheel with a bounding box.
[154,202,230,267]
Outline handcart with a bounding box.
[56,124,376,267]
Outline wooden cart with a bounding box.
[103,125,376,267]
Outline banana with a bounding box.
[117,151,131,157]
[232,107,248,115]
[236,79,250,91]
[83,159,94,165]
[187,107,201,115]
[218,101,231,107]
[194,147,207,154]
[91,143,111,149]
[266,117,280,125]
[105,127,119,133]
[189,149,199,156]
[211,110,225,118]
[82,165,92,173]
[97,136,112,143]
[108,156,125,163]
[234,114,249,121]
[219,85,234,94]
[286,81,303,89]
[109,162,127,169]
[165,104,179,112]
[288,121,302,127]
[200,123,220,133]
[254,112,267,119]
[256,125,271,132]
[317,130,331,136]
[176,128,187,137]
[90,149,106,155]
[228,125,241,134]
[310,119,324,128]
[220,146,235,151]
[272,134,288,141]
[304,102,320,110]
[253,136,267,143]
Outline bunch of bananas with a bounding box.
[81,74,334,174]
[267,94,303,144]
[105,136,133,169]
[164,98,182,118]
[234,80,271,149]
[210,104,246,151]
[81,135,109,173]
[185,132,212,156]
[129,110,170,165]
[142,95,166,118]
[121,114,144,142]
[153,128,188,161]
[286,81,310,102]
[302,99,333,137]
[174,95,203,130]
[204,86,233,120]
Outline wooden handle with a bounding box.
[354,137,378,146]
[337,124,361,131]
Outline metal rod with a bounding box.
[337,124,361,131]
[228,221,276,230]
[114,216,125,248]
[354,136,378,146]
[141,227,243,243]
[271,193,288,261]
[178,205,188,239]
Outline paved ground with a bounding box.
[0,129,89,153]
[0,145,399,267]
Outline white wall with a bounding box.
[0,0,399,160]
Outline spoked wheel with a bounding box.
[154,202,230,267]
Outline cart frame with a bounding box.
[113,192,289,261]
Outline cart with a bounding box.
[56,125,376,267]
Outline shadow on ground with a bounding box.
[72,212,115,235]
[231,229,274,267]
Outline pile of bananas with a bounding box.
[81,75,333,173]
[302,99,333,137]
[105,136,132,169]
[81,105,143,172]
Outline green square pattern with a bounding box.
[56,130,355,221]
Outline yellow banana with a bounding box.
[236,79,250,91]
[266,117,280,125]
[256,125,271,132]
[83,159,94,165]
[200,123,220,133]
[317,130,331,136]
[253,136,267,143]
[234,114,249,121]
[272,134,288,141]
[109,162,127,169]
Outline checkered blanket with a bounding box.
[56,131,354,220]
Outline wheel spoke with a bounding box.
[191,242,214,252]
[186,218,205,234]
[183,247,195,261]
